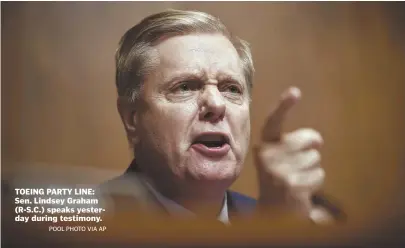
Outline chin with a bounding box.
[185,161,241,183]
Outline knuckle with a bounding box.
[265,163,286,177]
[298,128,323,143]
[297,127,316,135]
[314,168,325,183]
[310,149,321,163]
[284,128,324,150]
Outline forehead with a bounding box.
[153,34,244,81]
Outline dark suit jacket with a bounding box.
[99,159,257,221]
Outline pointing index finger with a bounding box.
[262,87,301,142]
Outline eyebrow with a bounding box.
[165,72,205,84]
[164,71,244,85]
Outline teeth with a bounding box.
[196,134,225,143]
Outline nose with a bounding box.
[199,85,226,122]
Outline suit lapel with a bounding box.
[101,161,167,215]
[227,190,257,221]
[106,160,257,220]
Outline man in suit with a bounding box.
[100,9,335,225]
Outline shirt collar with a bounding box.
[140,177,229,224]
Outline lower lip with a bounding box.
[190,143,230,157]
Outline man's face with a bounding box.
[134,33,251,185]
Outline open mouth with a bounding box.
[192,133,229,148]
[191,133,230,157]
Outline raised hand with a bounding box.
[254,87,332,223]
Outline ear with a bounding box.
[117,97,138,146]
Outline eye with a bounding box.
[221,83,243,95]
[227,85,242,94]
[172,80,201,93]
[179,83,191,91]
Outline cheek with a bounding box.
[240,111,251,148]
[143,103,197,144]
[230,106,251,153]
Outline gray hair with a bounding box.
[115,9,254,102]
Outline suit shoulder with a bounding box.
[97,172,147,199]
[229,191,257,204]
[228,190,257,214]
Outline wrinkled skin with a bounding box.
[119,33,330,222]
